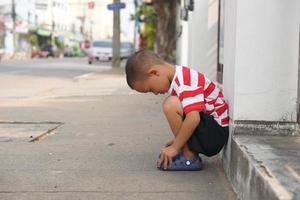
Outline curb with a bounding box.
[222,135,292,200]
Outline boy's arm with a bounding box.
[158,111,200,169]
[172,110,200,151]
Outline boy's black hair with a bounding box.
[125,50,164,89]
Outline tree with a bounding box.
[152,0,179,62]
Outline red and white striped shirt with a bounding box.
[168,65,229,127]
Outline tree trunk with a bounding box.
[152,0,179,63]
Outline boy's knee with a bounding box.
[162,96,183,114]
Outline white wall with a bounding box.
[188,0,219,81]
[223,0,300,122]
[176,0,189,66]
[177,0,219,81]
[52,0,70,32]
[16,0,34,31]
[222,0,237,122]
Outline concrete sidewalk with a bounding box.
[0,67,236,200]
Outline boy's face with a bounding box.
[132,70,170,95]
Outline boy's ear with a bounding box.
[147,66,160,77]
[149,69,159,76]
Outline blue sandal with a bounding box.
[157,153,203,171]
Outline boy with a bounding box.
[125,50,229,171]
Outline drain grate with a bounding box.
[0,121,63,142]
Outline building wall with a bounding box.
[177,0,300,122]
[16,0,34,32]
[177,0,219,81]
[0,0,33,54]
[223,0,300,122]
[52,0,70,32]
[35,0,52,29]
[34,0,70,32]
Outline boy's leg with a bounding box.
[162,96,195,159]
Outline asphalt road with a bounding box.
[0,57,114,78]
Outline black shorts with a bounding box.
[187,112,229,157]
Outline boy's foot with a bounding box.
[157,153,203,171]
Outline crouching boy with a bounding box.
[125,50,229,171]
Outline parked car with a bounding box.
[120,42,134,59]
[88,40,134,64]
[64,46,75,57]
[40,44,55,57]
[32,44,58,58]
[31,48,48,58]
[0,48,4,61]
[88,40,112,64]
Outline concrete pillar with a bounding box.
[223,0,300,122]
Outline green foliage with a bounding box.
[135,4,157,50]
[29,34,38,46]
[144,23,156,49]
[55,37,64,50]
[72,45,81,56]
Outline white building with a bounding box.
[68,0,94,40]
[0,0,33,55]
[35,0,71,37]
[0,0,71,56]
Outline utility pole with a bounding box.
[90,20,93,41]
[51,0,55,45]
[12,0,16,56]
[133,0,137,49]
[112,0,121,68]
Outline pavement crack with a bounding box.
[0,190,205,194]
[0,121,64,142]
[0,121,63,125]
[30,123,64,142]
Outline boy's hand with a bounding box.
[157,145,178,169]
[164,139,173,147]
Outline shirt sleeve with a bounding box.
[171,67,206,114]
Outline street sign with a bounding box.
[88,2,95,9]
[107,2,126,11]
